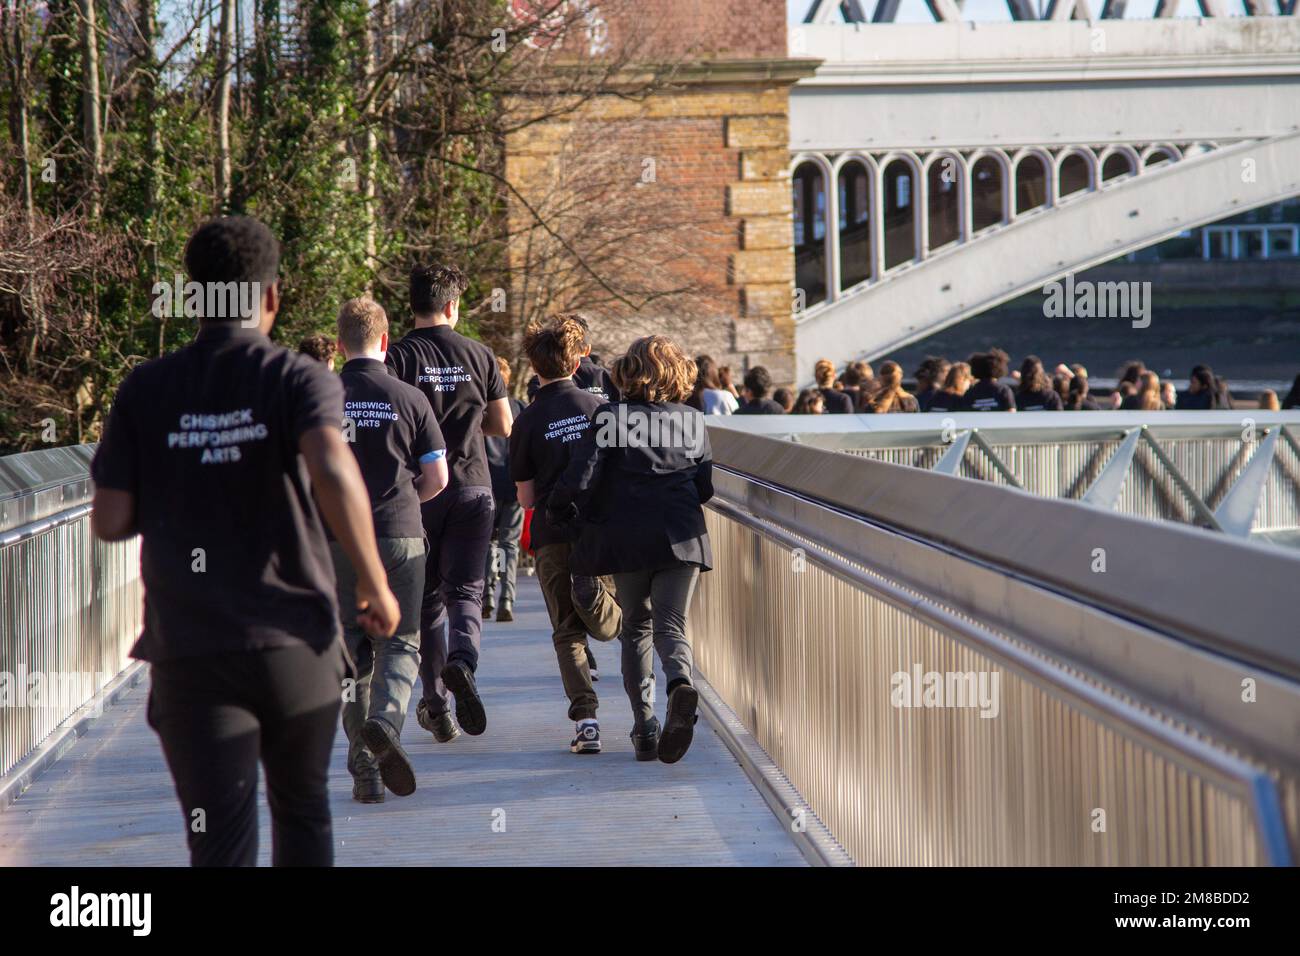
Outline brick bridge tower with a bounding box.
[505,0,815,385]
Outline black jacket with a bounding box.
[549,401,713,575]
[486,396,525,504]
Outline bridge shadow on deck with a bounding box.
[0,578,803,867]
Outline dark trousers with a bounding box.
[146,643,345,867]
[613,564,700,731]
[484,499,524,610]
[419,485,494,715]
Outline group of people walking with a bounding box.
[89,216,714,866]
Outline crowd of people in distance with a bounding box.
[686,349,1300,416]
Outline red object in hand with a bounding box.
[520,507,534,555]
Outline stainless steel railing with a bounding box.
[0,446,142,780]
[692,426,1300,865]
[710,410,1300,543]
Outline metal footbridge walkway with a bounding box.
[3,415,1300,866]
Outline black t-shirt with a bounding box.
[339,358,445,539]
[487,396,526,503]
[509,379,604,549]
[526,356,619,403]
[819,387,855,414]
[385,324,507,490]
[735,397,786,415]
[926,390,967,413]
[1016,387,1063,411]
[1175,390,1212,411]
[90,322,343,662]
[964,380,1017,412]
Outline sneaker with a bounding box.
[361,717,416,797]
[630,717,660,762]
[441,661,487,736]
[657,684,699,764]
[570,718,601,754]
[352,769,384,804]
[416,698,460,743]
[586,646,599,682]
[496,602,513,623]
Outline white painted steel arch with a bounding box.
[794,131,1300,384]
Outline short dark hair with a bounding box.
[184,216,280,287]
[743,365,773,399]
[410,264,469,317]
[524,316,586,381]
[298,333,337,365]
[772,387,794,411]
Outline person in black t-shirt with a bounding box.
[735,366,786,415]
[90,217,399,867]
[1175,365,1218,410]
[385,264,512,742]
[928,362,971,413]
[1015,356,1063,411]
[964,349,1017,412]
[525,313,619,403]
[333,297,448,804]
[484,356,526,622]
[511,317,622,754]
[813,358,855,414]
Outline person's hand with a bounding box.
[356,581,400,638]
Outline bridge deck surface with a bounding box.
[0,577,803,866]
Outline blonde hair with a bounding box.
[496,355,512,388]
[1136,370,1163,411]
[814,358,836,387]
[867,360,912,414]
[612,335,696,403]
[336,297,388,354]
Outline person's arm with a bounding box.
[414,455,449,502]
[483,396,512,437]
[91,488,137,541]
[516,478,536,509]
[299,425,399,637]
[91,374,140,542]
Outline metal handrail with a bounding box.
[692,427,1300,865]
[707,488,1292,866]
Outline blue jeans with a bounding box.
[330,537,425,775]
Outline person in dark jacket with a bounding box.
[549,335,713,764]
[1175,365,1218,410]
[484,356,527,622]
[735,365,785,415]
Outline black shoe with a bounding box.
[352,769,384,804]
[483,600,495,617]
[658,684,699,764]
[631,718,660,762]
[361,717,416,797]
[496,603,513,623]
[570,719,602,754]
[586,646,599,682]
[416,698,460,743]
[441,661,487,736]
